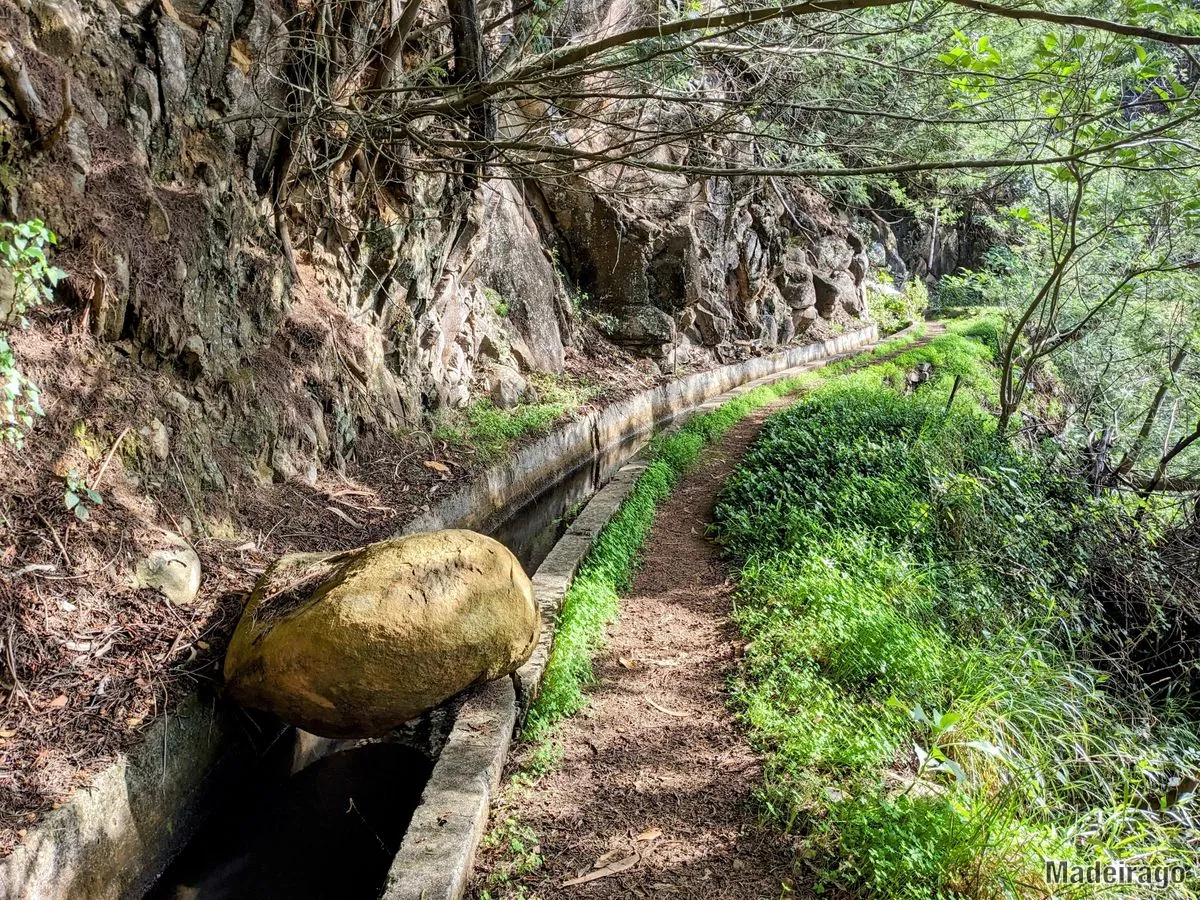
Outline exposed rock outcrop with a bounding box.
[223,530,539,738]
[0,0,885,503]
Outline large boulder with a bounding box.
[223,530,539,737]
[848,252,870,285]
[814,235,855,273]
[478,182,567,373]
[693,298,733,346]
[779,247,817,311]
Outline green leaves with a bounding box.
[937,28,1004,104]
[63,469,103,521]
[0,219,63,447]
[1,219,65,328]
[716,337,1200,896]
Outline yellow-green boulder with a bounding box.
[223,530,538,737]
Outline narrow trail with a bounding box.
[474,328,942,900]
[491,401,799,899]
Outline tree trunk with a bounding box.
[1114,343,1188,482]
[448,0,495,183]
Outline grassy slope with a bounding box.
[714,322,1199,898]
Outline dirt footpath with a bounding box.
[474,401,803,900]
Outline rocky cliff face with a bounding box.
[0,0,876,493]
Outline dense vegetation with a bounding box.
[715,326,1199,897]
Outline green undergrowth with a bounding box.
[527,377,800,738]
[435,375,598,463]
[714,330,1200,898]
[525,324,927,740]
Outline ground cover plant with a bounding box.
[434,375,599,463]
[714,330,1200,898]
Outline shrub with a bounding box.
[0,219,65,446]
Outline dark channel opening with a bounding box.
[494,423,659,572]
[148,741,433,900]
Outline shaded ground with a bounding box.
[473,401,806,900]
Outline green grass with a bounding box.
[477,326,944,897]
[527,377,805,737]
[525,325,931,739]
[435,375,596,462]
[714,331,1200,898]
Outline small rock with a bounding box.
[133,537,202,606]
[270,445,296,482]
[488,364,527,409]
[163,391,190,416]
[30,0,86,58]
[794,306,819,331]
[141,418,170,461]
[848,252,870,285]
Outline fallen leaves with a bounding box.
[562,825,664,887]
[646,698,688,718]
